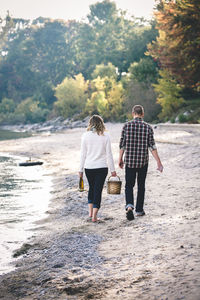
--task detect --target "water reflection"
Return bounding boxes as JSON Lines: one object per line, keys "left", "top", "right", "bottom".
{"left": 0, "top": 155, "right": 52, "bottom": 274}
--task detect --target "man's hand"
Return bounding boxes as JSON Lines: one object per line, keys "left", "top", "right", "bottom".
{"left": 119, "top": 159, "right": 124, "bottom": 169}
{"left": 111, "top": 171, "right": 117, "bottom": 177}
{"left": 119, "top": 149, "right": 124, "bottom": 169}
{"left": 151, "top": 149, "right": 163, "bottom": 173}
{"left": 79, "top": 172, "right": 83, "bottom": 177}
{"left": 157, "top": 163, "right": 163, "bottom": 172}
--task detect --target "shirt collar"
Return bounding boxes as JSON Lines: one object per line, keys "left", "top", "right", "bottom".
{"left": 134, "top": 117, "right": 143, "bottom": 121}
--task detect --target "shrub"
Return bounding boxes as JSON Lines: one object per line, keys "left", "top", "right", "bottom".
{"left": 54, "top": 74, "right": 88, "bottom": 118}
{"left": 15, "top": 98, "right": 49, "bottom": 123}
{"left": 0, "top": 98, "right": 16, "bottom": 114}
{"left": 178, "top": 113, "right": 188, "bottom": 123}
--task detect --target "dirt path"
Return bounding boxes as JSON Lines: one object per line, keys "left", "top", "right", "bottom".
{"left": 0, "top": 123, "right": 199, "bottom": 300}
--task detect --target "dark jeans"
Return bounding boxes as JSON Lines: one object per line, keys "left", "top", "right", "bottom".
{"left": 125, "top": 164, "right": 148, "bottom": 212}
{"left": 85, "top": 168, "right": 108, "bottom": 209}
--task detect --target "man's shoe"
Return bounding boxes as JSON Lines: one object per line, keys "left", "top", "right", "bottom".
{"left": 135, "top": 211, "right": 145, "bottom": 217}
{"left": 126, "top": 209, "right": 134, "bottom": 221}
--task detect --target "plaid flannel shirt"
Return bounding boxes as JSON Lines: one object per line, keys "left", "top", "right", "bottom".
{"left": 119, "top": 118, "right": 157, "bottom": 168}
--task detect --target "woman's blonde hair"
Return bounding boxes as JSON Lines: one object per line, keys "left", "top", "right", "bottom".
{"left": 87, "top": 115, "right": 106, "bottom": 135}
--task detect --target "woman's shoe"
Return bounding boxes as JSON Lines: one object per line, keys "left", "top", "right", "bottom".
{"left": 135, "top": 211, "right": 145, "bottom": 217}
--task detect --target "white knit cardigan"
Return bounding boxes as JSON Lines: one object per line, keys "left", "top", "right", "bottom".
{"left": 79, "top": 131, "right": 115, "bottom": 172}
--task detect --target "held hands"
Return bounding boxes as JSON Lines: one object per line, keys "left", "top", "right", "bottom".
{"left": 79, "top": 172, "right": 83, "bottom": 178}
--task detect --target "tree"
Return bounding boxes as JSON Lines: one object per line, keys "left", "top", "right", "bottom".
{"left": 28, "top": 19, "right": 78, "bottom": 85}
{"left": 15, "top": 98, "right": 49, "bottom": 123}
{"left": 54, "top": 74, "right": 88, "bottom": 118}
{"left": 0, "top": 12, "right": 14, "bottom": 53}
{"left": 128, "top": 57, "right": 158, "bottom": 84}
{"left": 124, "top": 79, "right": 161, "bottom": 122}
{"left": 76, "top": 0, "right": 122, "bottom": 78}
{"left": 88, "top": 0, "right": 117, "bottom": 25}
{"left": 78, "top": 0, "right": 158, "bottom": 77}
{"left": 0, "top": 18, "right": 81, "bottom": 102}
{"left": 148, "top": 0, "right": 200, "bottom": 89}
{"left": 122, "top": 56, "right": 160, "bottom": 122}
{"left": 0, "top": 98, "right": 15, "bottom": 113}
{"left": 124, "top": 21, "right": 158, "bottom": 72}
{"left": 86, "top": 76, "right": 125, "bottom": 121}
{"left": 0, "top": 4, "right": 161, "bottom": 124}
{"left": 153, "top": 70, "right": 184, "bottom": 118}
{"left": 91, "top": 62, "right": 118, "bottom": 80}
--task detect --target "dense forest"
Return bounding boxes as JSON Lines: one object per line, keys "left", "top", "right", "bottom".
{"left": 0, "top": 0, "right": 199, "bottom": 125}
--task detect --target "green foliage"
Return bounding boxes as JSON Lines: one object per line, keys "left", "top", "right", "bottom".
{"left": 15, "top": 98, "right": 49, "bottom": 123}
{"left": 178, "top": 113, "right": 188, "bottom": 123}
{"left": 0, "top": 12, "right": 14, "bottom": 53}
{"left": 88, "top": 0, "right": 117, "bottom": 24}
{"left": 54, "top": 74, "right": 88, "bottom": 118}
{"left": 124, "top": 77, "right": 161, "bottom": 122}
{"left": 86, "top": 91, "right": 107, "bottom": 116}
{"left": 178, "top": 98, "right": 200, "bottom": 123}
{"left": 123, "top": 57, "right": 161, "bottom": 122}
{"left": 86, "top": 76, "right": 125, "bottom": 121}
{"left": 0, "top": 3, "right": 160, "bottom": 124}
{"left": 32, "top": 83, "right": 57, "bottom": 109}
{"left": 124, "top": 22, "right": 158, "bottom": 72}
{"left": 0, "top": 98, "right": 16, "bottom": 113}
{"left": 153, "top": 70, "right": 185, "bottom": 118}
{"left": 0, "top": 18, "right": 79, "bottom": 102}
{"left": 147, "top": 0, "right": 200, "bottom": 122}
{"left": 76, "top": 1, "right": 158, "bottom": 78}
{"left": 91, "top": 63, "right": 117, "bottom": 80}
{"left": 128, "top": 57, "right": 158, "bottom": 83}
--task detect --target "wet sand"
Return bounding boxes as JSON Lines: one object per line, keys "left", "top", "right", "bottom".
{"left": 0, "top": 123, "right": 199, "bottom": 300}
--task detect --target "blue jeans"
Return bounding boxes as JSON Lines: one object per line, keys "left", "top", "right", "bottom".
{"left": 85, "top": 168, "right": 108, "bottom": 209}
{"left": 125, "top": 164, "right": 148, "bottom": 212}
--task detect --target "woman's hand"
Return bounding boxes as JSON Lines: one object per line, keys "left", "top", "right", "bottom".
{"left": 111, "top": 171, "right": 117, "bottom": 177}
{"left": 79, "top": 172, "right": 83, "bottom": 178}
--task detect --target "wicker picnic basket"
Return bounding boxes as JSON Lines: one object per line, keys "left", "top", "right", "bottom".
{"left": 107, "top": 176, "right": 122, "bottom": 195}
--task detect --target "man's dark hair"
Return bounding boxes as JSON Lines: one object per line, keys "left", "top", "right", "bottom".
{"left": 132, "top": 105, "right": 144, "bottom": 115}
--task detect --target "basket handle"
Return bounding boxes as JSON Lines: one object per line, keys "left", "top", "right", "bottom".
{"left": 108, "top": 175, "right": 121, "bottom": 181}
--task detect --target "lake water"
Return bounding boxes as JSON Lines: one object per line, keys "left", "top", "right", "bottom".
{"left": 0, "top": 154, "right": 52, "bottom": 275}
{"left": 0, "top": 129, "right": 31, "bottom": 141}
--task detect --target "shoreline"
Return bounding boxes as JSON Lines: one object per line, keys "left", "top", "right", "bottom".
{"left": 0, "top": 152, "right": 53, "bottom": 276}
{"left": 0, "top": 123, "right": 200, "bottom": 299}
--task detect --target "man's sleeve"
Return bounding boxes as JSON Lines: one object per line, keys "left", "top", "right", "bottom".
{"left": 148, "top": 126, "right": 157, "bottom": 151}
{"left": 119, "top": 124, "right": 126, "bottom": 149}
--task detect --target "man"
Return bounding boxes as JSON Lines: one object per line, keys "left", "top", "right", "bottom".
{"left": 119, "top": 105, "right": 163, "bottom": 221}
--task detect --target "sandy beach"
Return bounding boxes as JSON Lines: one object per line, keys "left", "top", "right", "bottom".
{"left": 0, "top": 123, "right": 200, "bottom": 300}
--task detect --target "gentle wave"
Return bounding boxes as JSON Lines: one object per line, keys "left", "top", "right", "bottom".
{"left": 0, "top": 154, "right": 52, "bottom": 275}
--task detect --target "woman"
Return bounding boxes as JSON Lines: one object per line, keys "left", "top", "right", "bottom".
{"left": 79, "top": 115, "right": 116, "bottom": 222}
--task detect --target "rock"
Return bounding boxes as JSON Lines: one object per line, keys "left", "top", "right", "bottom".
{"left": 13, "top": 243, "right": 33, "bottom": 258}
{"left": 71, "top": 120, "right": 84, "bottom": 128}
{"left": 37, "top": 125, "right": 54, "bottom": 132}
{"left": 50, "top": 117, "right": 64, "bottom": 124}
{"left": 63, "top": 118, "right": 72, "bottom": 125}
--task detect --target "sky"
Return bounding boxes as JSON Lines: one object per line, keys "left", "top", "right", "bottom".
{"left": 0, "top": 0, "right": 156, "bottom": 21}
